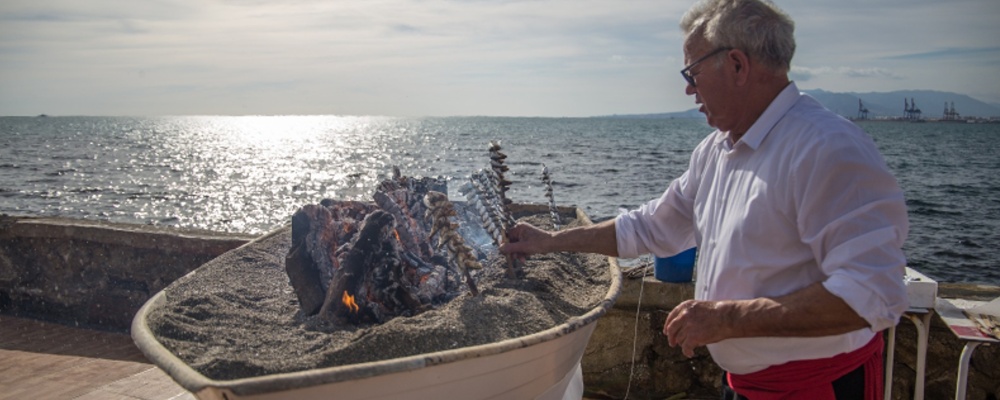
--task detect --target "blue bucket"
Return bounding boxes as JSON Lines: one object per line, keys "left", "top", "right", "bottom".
{"left": 654, "top": 247, "right": 697, "bottom": 283}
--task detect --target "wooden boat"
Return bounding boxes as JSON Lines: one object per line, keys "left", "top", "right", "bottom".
{"left": 131, "top": 204, "right": 622, "bottom": 400}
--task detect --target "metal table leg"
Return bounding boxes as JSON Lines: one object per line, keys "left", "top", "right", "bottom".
{"left": 905, "top": 312, "right": 933, "bottom": 400}
{"left": 955, "top": 342, "right": 982, "bottom": 400}
{"left": 884, "top": 325, "right": 897, "bottom": 400}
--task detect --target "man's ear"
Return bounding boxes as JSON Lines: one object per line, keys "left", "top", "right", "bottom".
{"left": 730, "top": 49, "right": 750, "bottom": 86}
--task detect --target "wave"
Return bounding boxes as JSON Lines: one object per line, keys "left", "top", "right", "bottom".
{"left": 44, "top": 168, "right": 78, "bottom": 177}
{"left": 906, "top": 199, "right": 941, "bottom": 208}
{"left": 68, "top": 187, "right": 106, "bottom": 194}
{"left": 909, "top": 207, "right": 963, "bottom": 217}
{"left": 932, "top": 249, "right": 982, "bottom": 261}
{"left": 957, "top": 239, "right": 983, "bottom": 248}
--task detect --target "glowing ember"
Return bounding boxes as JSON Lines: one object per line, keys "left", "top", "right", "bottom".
{"left": 342, "top": 291, "right": 359, "bottom": 313}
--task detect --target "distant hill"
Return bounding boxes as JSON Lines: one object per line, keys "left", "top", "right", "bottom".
{"left": 602, "top": 89, "right": 1000, "bottom": 120}
{"left": 805, "top": 89, "right": 1000, "bottom": 119}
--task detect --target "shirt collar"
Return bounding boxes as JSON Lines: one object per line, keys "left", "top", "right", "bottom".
{"left": 714, "top": 81, "right": 801, "bottom": 150}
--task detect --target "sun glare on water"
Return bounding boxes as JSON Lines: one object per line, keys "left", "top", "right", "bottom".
{"left": 141, "top": 115, "right": 392, "bottom": 234}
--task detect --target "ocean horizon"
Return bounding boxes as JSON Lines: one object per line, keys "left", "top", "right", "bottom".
{"left": 1, "top": 115, "right": 997, "bottom": 285}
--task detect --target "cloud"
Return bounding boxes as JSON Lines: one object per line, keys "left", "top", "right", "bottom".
{"left": 884, "top": 46, "right": 1000, "bottom": 61}
{"left": 791, "top": 66, "right": 903, "bottom": 82}
{"left": 1, "top": 0, "right": 998, "bottom": 116}
{"left": 1, "top": 0, "right": 694, "bottom": 116}
{"left": 609, "top": 55, "right": 629, "bottom": 63}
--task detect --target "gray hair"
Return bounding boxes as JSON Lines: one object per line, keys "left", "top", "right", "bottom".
{"left": 680, "top": 0, "right": 795, "bottom": 73}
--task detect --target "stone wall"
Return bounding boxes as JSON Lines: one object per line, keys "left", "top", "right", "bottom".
{"left": 0, "top": 216, "right": 254, "bottom": 331}
{"left": 582, "top": 275, "right": 1000, "bottom": 400}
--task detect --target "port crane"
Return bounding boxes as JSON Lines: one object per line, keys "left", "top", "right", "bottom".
{"left": 857, "top": 99, "right": 870, "bottom": 120}
{"left": 943, "top": 102, "right": 961, "bottom": 121}
{"left": 904, "top": 98, "right": 922, "bottom": 120}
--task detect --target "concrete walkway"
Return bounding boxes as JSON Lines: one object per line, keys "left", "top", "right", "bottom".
{"left": 0, "top": 315, "right": 193, "bottom": 400}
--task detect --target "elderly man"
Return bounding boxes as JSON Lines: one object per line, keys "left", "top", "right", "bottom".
{"left": 501, "top": 0, "right": 909, "bottom": 399}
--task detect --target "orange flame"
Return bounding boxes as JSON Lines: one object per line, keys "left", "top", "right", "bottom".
{"left": 341, "top": 290, "right": 359, "bottom": 313}
{"left": 392, "top": 229, "right": 401, "bottom": 242}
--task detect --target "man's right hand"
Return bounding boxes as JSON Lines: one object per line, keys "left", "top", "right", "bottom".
{"left": 500, "top": 217, "right": 619, "bottom": 260}
{"left": 499, "top": 222, "right": 553, "bottom": 261}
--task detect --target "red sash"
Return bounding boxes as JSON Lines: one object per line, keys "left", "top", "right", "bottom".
{"left": 727, "top": 332, "right": 883, "bottom": 400}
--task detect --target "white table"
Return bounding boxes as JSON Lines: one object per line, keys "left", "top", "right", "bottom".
{"left": 934, "top": 298, "right": 998, "bottom": 400}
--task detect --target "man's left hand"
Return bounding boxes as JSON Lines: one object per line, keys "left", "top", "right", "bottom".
{"left": 663, "top": 299, "right": 735, "bottom": 358}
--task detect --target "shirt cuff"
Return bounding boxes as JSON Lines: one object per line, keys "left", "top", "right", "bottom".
{"left": 823, "top": 272, "right": 907, "bottom": 332}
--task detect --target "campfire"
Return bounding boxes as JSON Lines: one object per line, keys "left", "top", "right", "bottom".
{"left": 284, "top": 142, "right": 556, "bottom": 326}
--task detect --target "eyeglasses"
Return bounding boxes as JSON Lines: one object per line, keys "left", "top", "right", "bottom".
{"left": 680, "top": 47, "right": 732, "bottom": 87}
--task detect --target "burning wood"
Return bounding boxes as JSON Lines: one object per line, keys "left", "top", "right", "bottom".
{"left": 285, "top": 203, "right": 371, "bottom": 315}
{"left": 316, "top": 209, "right": 425, "bottom": 324}
{"left": 285, "top": 174, "right": 489, "bottom": 325}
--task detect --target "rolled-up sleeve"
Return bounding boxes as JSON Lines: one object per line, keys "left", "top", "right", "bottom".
{"left": 616, "top": 169, "right": 698, "bottom": 259}
{"left": 796, "top": 133, "right": 910, "bottom": 331}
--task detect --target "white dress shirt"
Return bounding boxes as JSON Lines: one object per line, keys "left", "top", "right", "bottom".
{"left": 615, "top": 82, "right": 909, "bottom": 374}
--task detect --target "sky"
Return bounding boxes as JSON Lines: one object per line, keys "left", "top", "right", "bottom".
{"left": 1, "top": 0, "right": 998, "bottom": 117}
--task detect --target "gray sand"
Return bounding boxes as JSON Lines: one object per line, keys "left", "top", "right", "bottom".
{"left": 147, "top": 212, "right": 612, "bottom": 381}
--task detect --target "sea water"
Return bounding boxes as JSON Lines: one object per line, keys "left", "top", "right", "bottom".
{"left": 1, "top": 116, "right": 997, "bottom": 284}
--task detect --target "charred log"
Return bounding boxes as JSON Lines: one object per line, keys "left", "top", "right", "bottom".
{"left": 317, "top": 210, "right": 431, "bottom": 324}
{"left": 286, "top": 204, "right": 337, "bottom": 316}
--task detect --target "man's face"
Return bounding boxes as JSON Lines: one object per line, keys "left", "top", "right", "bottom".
{"left": 682, "top": 39, "right": 734, "bottom": 131}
